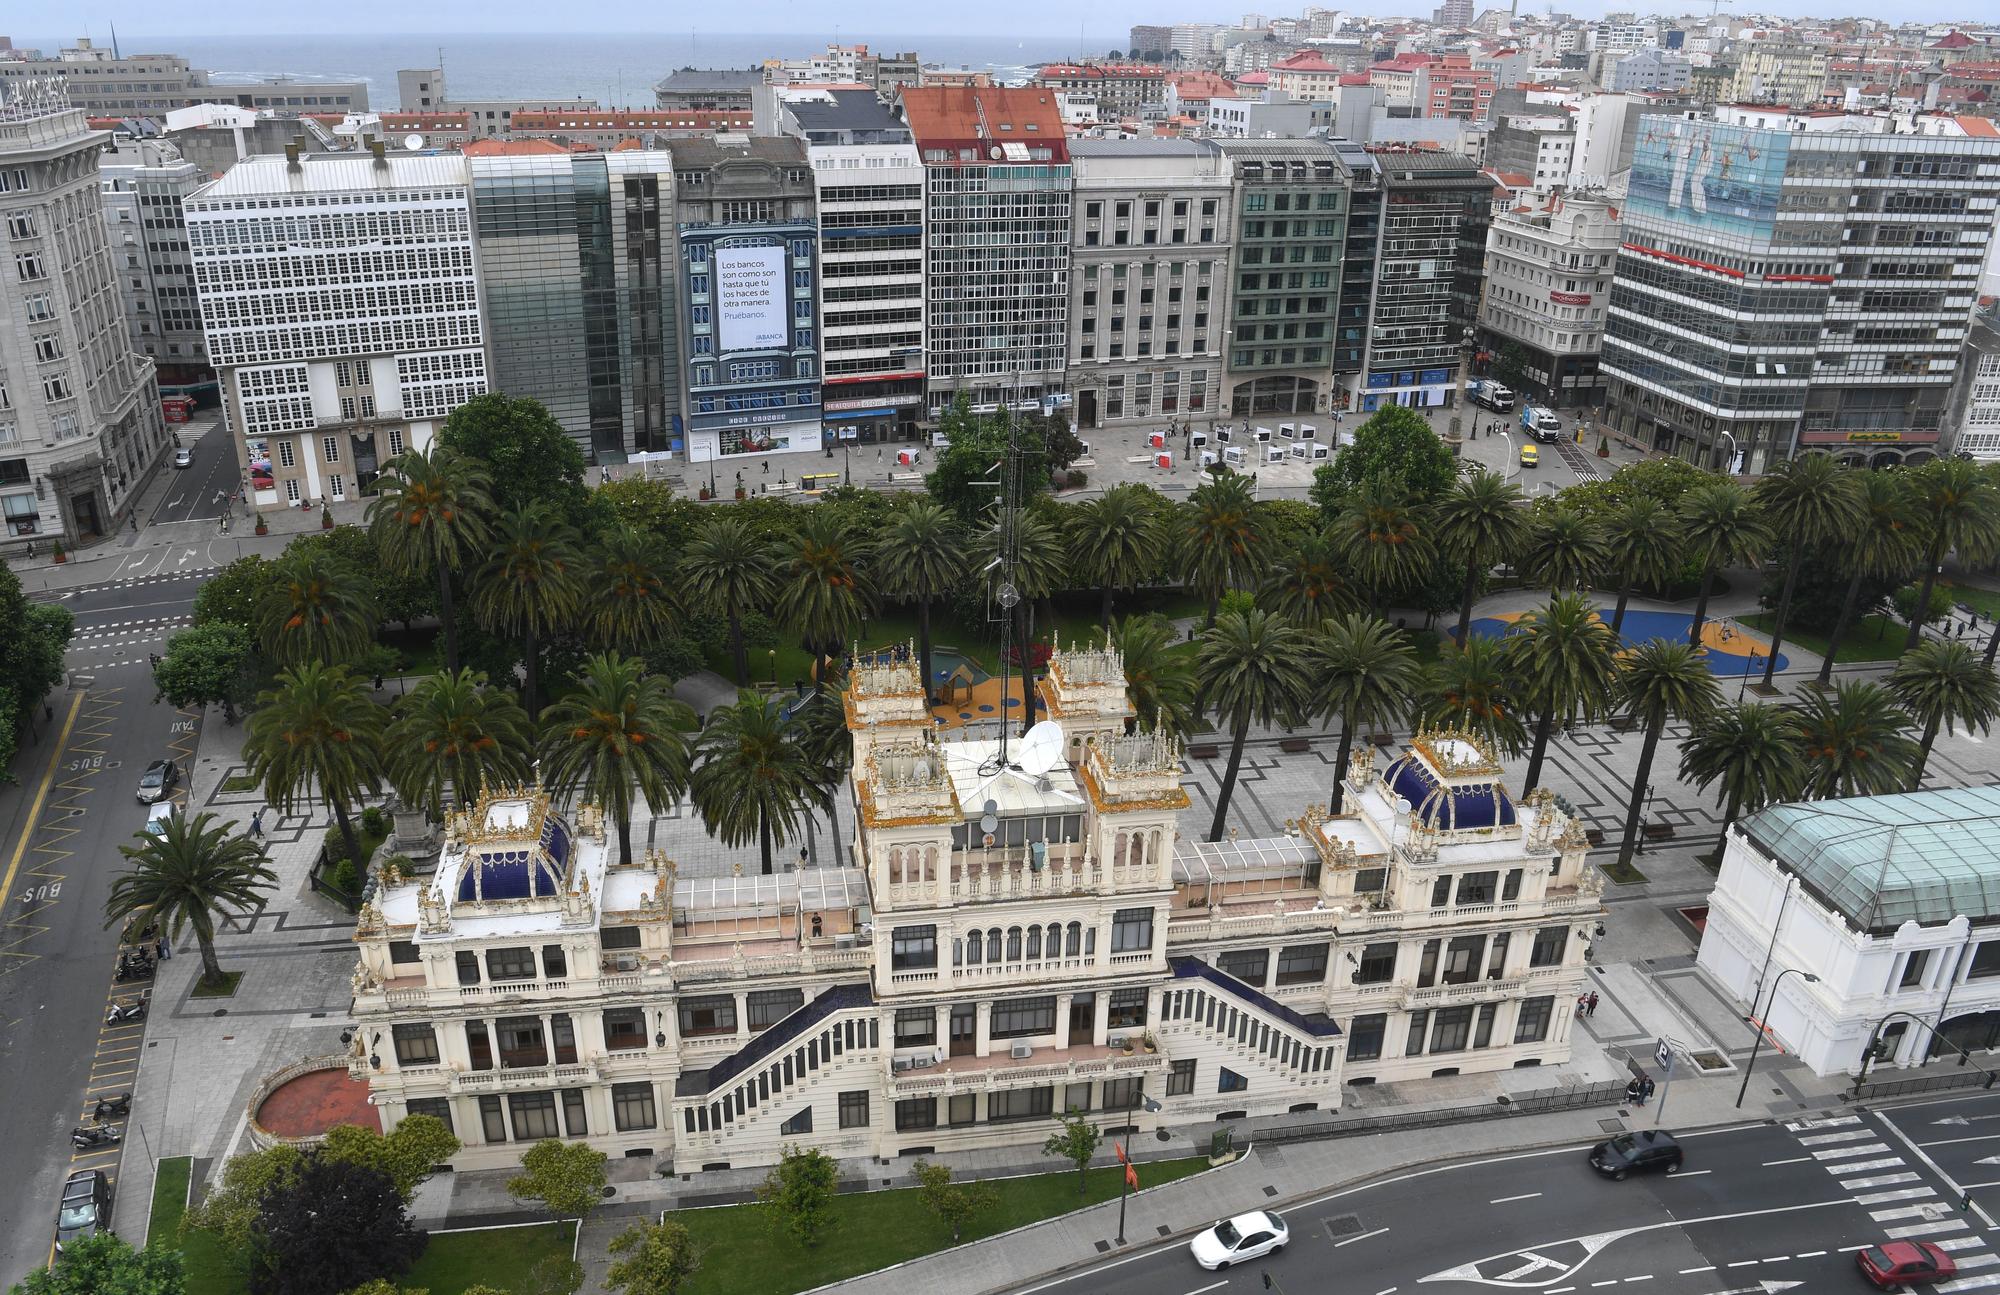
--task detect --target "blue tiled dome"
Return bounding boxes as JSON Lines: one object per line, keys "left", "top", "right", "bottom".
{"left": 1383, "top": 751, "right": 1517, "bottom": 832}
{"left": 456, "top": 847, "right": 566, "bottom": 902}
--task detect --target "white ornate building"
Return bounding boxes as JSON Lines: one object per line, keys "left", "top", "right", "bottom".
{"left": 345, "top": 646, "right": 1604, "bottom": 1171}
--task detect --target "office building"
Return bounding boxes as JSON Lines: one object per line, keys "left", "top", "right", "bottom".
{"left": 1486, "top": 113, "right": 1576, "bottom": 191}
{"left": 469, "top": 152, "right": 679, "bottom": 463}
{"left": 1216, "top": 138, "right": 1349, "bottom": 418}
{"left": 1066, "top": 139, "right": 1232, "bottom": 431}
{"left": 1601, "top": 114, "right": 2000, "bottom": 470}
{"left": 97, "top": 137, "right": 211, "bottom": 395}
{"left": 1130, "top": 26, "right": 1176, "bottom": 59}
{"left": 0, "top": 82, "right": 167, "bottom": 552}
{"left": 671, "top": 137, "right": 822, "bottom": 462}
{"left": 1476, "top": 194, "right": 1619, "bottom": 407}
{"left": 1206, "top": 94, "right": 1334, "bottom": 139}
{"left": 1948, "top": 305, "right": 2000, "bottom": 462}
{"left": 655, "top": 69, "right": 762, "bottom": 113}
{"left": 185, "top": 145, "right": 486, "bottom": 511}
{"left": 1608, "top": 49, "right": 1692, "bottom": 94}
{"left": 393, "top": 67, "right": 597, "bottom": 140}
{"left": 1727, "top": 45, "right": 1830, "bottom": 107}
{"left": 1031, "top": 66, "right": 1169, "bottom": 122}
{"left": 207, "top": 78, "right": 369, "bottom": 114}
{"left": 1435, "top": 0, "right": 1476, "bottom": 26}
{"left": 0, "top": 38, "right": 209, "bottom": 116}
{"left": 901, "top": 86, "right": 1071, "bottom": 416}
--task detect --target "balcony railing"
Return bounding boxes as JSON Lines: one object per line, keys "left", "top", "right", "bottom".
{"left": 887, "top": 1049, "right": 1166, "bottom": 1098}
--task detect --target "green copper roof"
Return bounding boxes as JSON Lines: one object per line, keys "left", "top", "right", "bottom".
{"left": 1740, "top": 786, "right": 2000, "bottom": 935}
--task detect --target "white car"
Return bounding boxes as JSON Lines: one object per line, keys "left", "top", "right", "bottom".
{"left": 1190, "top": 1209, "right": 1289, "bottom": 1270}
{"left": 141, "top": 802, "right": 177, "bottom": 837}
{"left": 173, "top": 446, "right": 194, "bottom": 468}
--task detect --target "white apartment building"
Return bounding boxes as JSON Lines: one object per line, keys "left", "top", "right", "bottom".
{"left": 344, "top": 645, "right": 1606, "bottom": 1172}
{"left": 1589, "top": 22, "right": 1657, "bottom": 55}
{"left": 98, "top": 137, "right": 210, "bottom": 391}
{"left": 1476, "top": 194, "right": 1619, "bottom": 407}
{"left": 0, "top": 82, "right": 167, "bottom": 553}
{"left": 1950, "top": 308, "right": 2000, "bottom": 461}
{"left": 1608, "top": 49, "right": 1692, "bottom": 94}
{"left": 185, "top": 146, "right": 486, "bottom": 511}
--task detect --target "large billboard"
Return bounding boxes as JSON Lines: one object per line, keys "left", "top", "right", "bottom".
{"left": 1627, "top": 119, "right": 1790, "bottom": 244}
{"left": 715, "top": 246, "right": 789, "bottom": 353}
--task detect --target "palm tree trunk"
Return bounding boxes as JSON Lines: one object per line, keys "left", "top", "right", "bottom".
{"left": 1524, "top": 708, "right": 1555, "bottom": 792}
{"left": 1687, "top": 565, "right": 1717, "bottom": 648}
{"left": 917, "top": 595, "right": 935, "bottom": 703}
{"left": 1715, "top": 787, "right": 1741, "bottom": 857}
{"left": 728, "top": 607, "right": 749, "bottom": 687}
{"left": 1986, "top": 622, "right": 2000, "bottom": 668}
{"left": 523, "top": 625, "right": 541, "bottom": 719}
{"left": 1330, "top": 719, "right": 1355, "bottom": 815}
{"left": 1615, "top": 722, "right": 1665, "bottom": 871}
{"left": 1911, "top": 718, "right": 1941, "bottom": 791}
{"left": 195, "top": 929, "right": 226, "bottom": 989}
{"left": 1204, "top": 590, "right": 1220, "bottom": 629}
{"left": 1760, "top": 556, "right": 1801, "bottom": 690}
{"left": 1101, "top": 581, "right": 1115, "bottom": 632}
{"left": 437, "top": 564, "right": 459, "bottom": 675}
{"left": 1453, "top": 563, "right": 1480, "bottom": 648}
{"left": 1904, "top": 540, "right": 1945, "bottom": 651}
{"left": 615, "top": 816, "right": 634, "bottom": 869}
{"left": 1208, "top": 714, "right": 1251, "bottom": 842}
{"left": 329, "top": 796, "right": 364, "bottom": 878}
{"left": 1819, "top": 570, "right": 1865, "bottom": 687}
{"left": 1611, "top": 577, "right": 1634, "bottom": 638}
{"left": 759, "top": 811, "right": 774, "bottom": 876}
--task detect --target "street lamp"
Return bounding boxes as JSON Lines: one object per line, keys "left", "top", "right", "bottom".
{"left": 1716, "top": 430, "right": 1738, "bottom": 476}
{"left": 1500, "top": 430, "right": 1517, "bottom": 481}
{"left": 1115, "top": 1086, "right": 1166, "bottom": 1245}
{"left": 1736, "top": 968, "right": 1818, "bottom": 1107}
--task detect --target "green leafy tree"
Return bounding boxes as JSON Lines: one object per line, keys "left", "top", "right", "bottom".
{"left": 1178, "top": 472, "right": 1267, "bottom": 628}
{"left": 1491, "top": 341, "right": 1531, "bottom": 392}
{"left": 507, "top": 1139, "right": 609, "bottom": 1223}
{"left": 679, "top": 511, "right": 787, "bottom": 687}
{"left": 1522, "top": 504, "right": 1608, "bottom": 595}
{"left": 538, "top": 653, "right": 694, "bottom": 867}
{"left": 384, "top": 669, "right": 533, "bottom": 817}
{"left": 924, "top": 398, "right": 1078, "bottom": 522}
{"left": 873, "top": 500, "right": 968, "bottom": 699}
{"left": 1312, "top": 405, "right": 1459, "bottom": 516}
{"left": 255, "top": 547, "right": 376, "bottom": 667}
{"left": 1889, "top": 640, "right": 2000, "bottom": 790}
{"left": 1600, "top": 496, "right": 1683, "bottom": 637}
{"left": 1068, "top": 484, "right": 1160, "bottom": 628}
{"left": 154, "top": 623, "right": 260, "bottom": 722}
{"left": 604, "top": 1219, "right": 703, "bottom": 1295}
{"left": 1336, "top": 477, "right": 1435, "bottom": 613}
{"left": 1678, "top": 702, "right": 1805, "bottom": 854}
{"left": 1789, "top": 680, "right": 1919, "bottom": 800}
{"left": 1314, "top": 614, "right": 1419, "bottom": 814}
{"left": 1901, "top": 459, "right": 2000, "bottom": 652}
{"left": 589, "top": 526, "right": 677, "bottom": 654}
{"left": 320, "top": 1114, "right": 461, "bottom": 1203}
{"left": 775, "top": 509, "right": 877, "bottom": 663}
{"left": 1504, "top": 593, "right": 1621, "bottom": 792}
{"left": 1751, "top": 453, "right": 1860, "bottom": 691}
{"left": 756, "top": 1146, "right": 839, "bottom": 1249}
{"left": 0, "top": 567, "right": 74, "bottom": 775}
{"left": 592, "top": 476, "right": 694, "bottom": 542}
{"left": 910, "top": 1159, "right": 998, "bottom": 1242}
{"left": 1113, "top": 613, "right": 1198, "bottom": 735}
{"left": 1043, "top": 1108, "right": 1103, "bottom": 1199}
{"left": 107, "top": 809, "right": 274, "bottom": 990}
{"left": 1258, "top": 528, "right": 1360, "bottom": 626}
{"left": 690, "top": 691, "right": 818, "bottom": 875}
{"left": 366, "top": 444, "right": 494, "bottom": 674}
{"left": 474, "top": 503, "right": 587, "bottom": 717}
{"left": 248, "top": 1156, "right": 426, "bottom": 1295}
{"left": 1198, "top": 609, "right": 1312, "bottom": 841}
{"left": 521, "top": 1255, "right": 586, "bottom": 1295}
{"left": 1418, "top": 635, "right": 1529, "bottom": 756}
{"left": 183, "top": 1145, "right": 304, "bottom": 1257}
{"left": 436, "top": 392, "right": 589, "bottom": 526}
{"left": 191, "top": 555, "right": 278, "bottom": 629}
{"left": 245, "top": 661, "right": 385, "bottom": 870}
{"left": 1430, "top": 470, "right": 1530, "bottom": 645}
{"left": 1817, "top": 470, "right": 1922, "bottom": 686}
{"left": 1676, "top": 481, "right": 1771, "bottom": 648}
{"left": 1612, "top": 640, "right": 1721, "bottom": 870}
{"left": 1892, "top": 582, "right": 1953, "bottom": 631}
{"left": 289, "top": 527, "right": 436, "bottom": 633}
{"left": 11, "top": 1230, "right": 183, "bottom": 1294}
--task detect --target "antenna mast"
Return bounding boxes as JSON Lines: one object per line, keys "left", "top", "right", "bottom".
{"left": 977, "top": 411, "right": 1023, "bottom": 774}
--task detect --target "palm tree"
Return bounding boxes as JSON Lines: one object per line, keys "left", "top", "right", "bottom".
{"left": 1113, "top": 613, "right": 1198, "bottom": 735}
{"left": 975, "top": 505, "right": 1068, "bottom": 732}
{"left": 1419, "top": 635, "right": 1529, "bottom": 757}
{"left": 1068, "top": 484, "right": 1160, "bottom": 629}
{"left": 1178, "top": 472, "right": 1266, "bottom": 627}
{"left": 1612, "top": 640, "right": 1720, "bottom": 870}
{"left": 1504, "top": 592, "right": 1621, "bottom": 792}
{"left": 1522, "top": 505, "right": 1609, "bottom": 595}
{"left": 1315, "top": 614, "right": 1420, "bottom": 814}
{"left": 873, "top": 500, "right": 967, "bottom": 702}
{"left": 384, "top": 668, "right": 535, "bottom": 819}
{"left": 690, "top": 691, "right": 819, "bottom": 875}
{"left": 537, "top": 653, "right": 695, "bottom": 868}
{"left": 775, "top": 510, "right": 877, "bottom": 667}
{"left": 1679, "top": 702, "right": 1805, "bottom": 854}
{"left": 244, "top": 661, "right": 386, "bottom": 871}
{"left": 366, "top": 444, "right": 493, "bottom": 674}
{"left": 792, "top": 663, "right": 854, "bottom": 844}
{"left": 1430, "top": 470, "right": 1530, "bottom": 646}
{"left": 1258, "top": 529, "right": 1359, "bottom": 626}
{"left": 1889, "top": 640, "right": 2000, "bottom": 789}
{"left": 1197, "top": 609, "right": 1312, "bottom": 842}
{"left": 1677, "top": 481, "right": 1771, "bottom": 648}
{"left": 1902, "top": 459, "right": 2000, "bottom": 651}
{"left": 1336, "top": 477, "right": 1434, "bottom": 614}
{"left": 474, "top": 503, "right": 586, "bottom": 717}
{"left": 1788, "top": 680, "right": 1918, "bottom": 800}
{"left": 254, "top": 547, "right": 375, "bottom": 667}
{"left": 679, "top": 511, "right": 786, "bottom": 688}
{"left": 1752, "top": 454, "right": 1860, "bottom": 692}
{"left": 1817, "top": 470, "right": 1921, "bottom": 687}
{"left": 108, "top": 811, "right": 276, "bottom": 990}
{"left": 1602, "top": 496, "right": 1683, "bottom": 637}
{"left": 589, "top": 525, "right": 677, "bottom": 653}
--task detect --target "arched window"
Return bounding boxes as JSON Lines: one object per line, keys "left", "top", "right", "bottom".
{"left": 1046, "top": 923, "right": 1064, "bottom": 958}
{"left": 987, "top": 929, "right": 1003, "bottom": 963}
{"left": 952, "top": 937, "right": 964, "bottom": 966}
{"left": 1113, "top": 833, "right": 1129, "bottom": 867}
{"left": 1130, "top": 833, "right": 1145, "bottom": 868}
{"left": 923, "top": 845, "right": 939, "bottom": 880}
{"left": 964, "top": 935, "right": 980, "bottom": 965}
{"left": 1066, "top": 922, "right": 1082, "bottom": 956}
{"left": 1006, "top": 927, "right": 1024, "bottom": 961}
{"left": 1026, "top": 926, "right": 1042, "bottom": 958}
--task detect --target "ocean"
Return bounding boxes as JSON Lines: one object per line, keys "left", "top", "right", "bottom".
{"left": 16, "top": 31, "right": 1097, "bottom": 110}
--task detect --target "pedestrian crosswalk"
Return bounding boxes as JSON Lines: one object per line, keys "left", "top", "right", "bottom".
{"left": 1788, "top": 1114, "right": 2000, "bottom": 1291}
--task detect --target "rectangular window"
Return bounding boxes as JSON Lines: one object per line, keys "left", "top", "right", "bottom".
{"left": 1354, "top": 942, "right": 1397, "bottom": 985}
{"left": 894, "top": 1097, "right": 937, "bottom": 1131}
{"left": 839, "top": 1090, "right": 869, "bottom": 1128}
{"left": 392, "top": 1024, "right": 439, "bottom": 1066}
{"left": 1217, "top": 1067, "right": 1247, "bottom": 1093}
{"left": 1064, "top": 1081, "right": 1091, "bottom": 1114}
{"left": 987, "top": 1086, "right": 1054, "bottom": 1122}
{"left": 1218, "top": 948, "right": 1268, "bottom": 985}
{"left": 989, "top": 995, "right": 1057, "bottom": 1039}
{"left": 562, "top": 1089, "right": 588, "bottom": 1137}
{"left": 390, "top": 941, "right": 421, "bottom": 965}
{"left": 1102, "top": 1077, "right": 1141, "bottom": 1111}
{"left": 1529, "top": 926, "right": 1568, "bottom": 968}
{"left": 895, "top": 1007, "right": 937, "bottom": 1046}
{"left": 486, "top": 947, "right": 535, "bottom": 982}
{"left": 892, "top": 924, "right": 937, "bottom": 970}
{"left": 1347, "top": 1013, "right": 1387, "bottom": 1062}
{"left": 678, "top": 995, "right": 737, "bottom": 1037}
{"left": 479, "top": 1095, "right": 506, "bottom": 1143}
{"left": 1430, "top": 1006, "right": 1475, "bottom": 1054}
{"left": 1515, "top": 996, "right": 1554, "bottom": 1044}
{"left": 277, "top": 439, "right": 296, "bottom": 468}
{"left": 1442, "top": 936, "right": 1485, "bottom": 985}
{"left": 1971, "top": 942, "right": 2000, "bottom": 980}
{"left": 603, "top": 1007, "right": 646, "bottom": 1051}
{"left": 1106, "top": 988, "right": 1148, "bottom": 1030}
{"left": 405, "top": 1097, "right": 452, "bottom": 1133}
{"left": 1430, "top": 876, "right": 1452, "bottom": 908}
{"left": 601, "top": 926, "right": 642, "bottom": 950}
{"left": 1167, "top": 1059, "right": 1195, "bottom": 1096}
{"left": 321, "top": 435, "right": 341, "bottom": 464}
{"left": 1474, "top": 1002, "right": 1499, "bottom": 1049}
{"left": 1407, "top": 1009, "right": 1431, "bottom": 1055}
{"left": 1901, "top": 950, "right": 1930, "bottom": 988}
{"left": 1276, "top": 943, "right": 1329, "bottom": 986}
{"left": 496, "top": 1016, "right": 547, "bottom": 1069}
{"left": 1502, "top": 868, "right": 1524, "bottom": 902}
{"left": 1111, "top": 908, "right": 1154, "bottom": 954}
{"left": 542, "top": 945, "right": 567, "bottom": 980}
{"left": 1486, "top": 932, "right": 1511, "bottom": 980}
{"left": 1456, "top": 872, "right": 1497, "bottom": 906}
{"left": 508, "top": 1092, "right": 560, "bottom": 1141}
{"left": 455, "top": 951, "right": 480, "bottom": 985}
{"left": 947, "top": 1093, "right": 977, "bottom": 1127}
{"left": 551, "top": 1014, "right": 576, "bottom": 1064}
{"left": 1416, "top": 939, "right": 1441, "bottom": 988}
{"left": 747, "top": 989, "right": 805, "bottom": 1031}
{"left": 614, "top": 1082, "right": 657, "bottom": 1131}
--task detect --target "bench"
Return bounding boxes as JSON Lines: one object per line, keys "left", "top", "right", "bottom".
{"left": 1278, "top": 737, "right": 1313, "bottom": 754}
{"left": 888, "top": 471, "right": 924, "bottom": 485}
{"left": 1368, "top": 732, "right": 1396, "bottom": 748}
{"left": 1642, "top": 822, "right": 1675, "bottom": 842}
{"left": 1609, "top": 714, "right": 1640, "bottom": 733}
{"left": 1188, "top": 744, "right": 1222, "bottom": 760}
{"left": 1584, "top": 828, "right": 1606, "bottom": 848}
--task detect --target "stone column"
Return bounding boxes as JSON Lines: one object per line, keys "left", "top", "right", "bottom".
{"left": 734, "top": 991, "right": 750, "bottom": 1042}
{"left": 1053, "top": 993, "right": 1074, "bottom": 1052}
{"left": 934, "top": 1003, "right": 951, "bottom": 1055}
{"left": 975, "top": 1000, "right": 993, "bottom": 1057}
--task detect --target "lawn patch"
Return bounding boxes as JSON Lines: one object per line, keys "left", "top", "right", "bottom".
{"left": 148, "top": 1156, "right": 234, "bottom": 1295}
{"left": 220, "top": 774, "right": 259, "bottom": 793}
{"left": 148, "top": 1156, "right": 191, "bottom": 1246}
{"left": 673, "top": 1158, "right": 1208, "bottom": 1295}
{"left": 1600, "top": 859, "right": 1649, "bottom": 885}
{"left": 1739, "top": 612, "right": 1905, "bottom": 664}
{"left": 190, "top": 970, "right": 244, "bottom": 998}
{"left": 401, "top": 1221, "right": 578, "bottom": 1293}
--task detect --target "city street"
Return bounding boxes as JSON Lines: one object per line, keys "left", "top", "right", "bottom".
{"left": 146, "top": 418, "right": 237, "bottom": 527}
{"left": 1009, "top": 1092, "right": 2000, "bottom": 1295}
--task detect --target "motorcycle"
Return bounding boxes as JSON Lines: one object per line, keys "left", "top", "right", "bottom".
{"left": 70, "top": 1126, "right": 121, "bottom": 1148}
{"left": 114, "top": 959, "right": 153, "bottom": 983}
{"left": 93, "top": 1093, "right": 132, "bottom": 1122}
{"left": 106, "top": 995, "right": 148, "bottom": 1025}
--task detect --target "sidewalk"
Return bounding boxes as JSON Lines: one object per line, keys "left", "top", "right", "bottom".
{"left": 9, "top": 497, "right": 371, "bottom": 597}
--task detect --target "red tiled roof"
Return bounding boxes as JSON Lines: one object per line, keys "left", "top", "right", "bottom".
{"left": 1272, "top": 51, "right": 1342, "bottom": 73}
{"left": 900, "top": 85, "right": 1070, "bottom": 163}
{"left": 461, "top": 138, "right": 571, "bottom": 156}
{"left": 1956, "top": 114, "right": 2000, "bottom": 136}
{"left": 509, "top": 110, "right": 750, "bottom": 130}
{"left": 1931, "top": 31, "right": 1974, "bottom": 49}
{"left": 1236, "top": 71, "right": 1271, "bottom": 86}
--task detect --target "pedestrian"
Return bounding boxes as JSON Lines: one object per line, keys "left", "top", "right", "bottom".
{"left": 249, "top": 809, "right": 263, "bottom": 839}
{"left": 156, "top": 936, "right": 170, "bottom": 961}
{"left": 1624, "top": 1077, "right": 1641, "bottom": 1105}
{"left": 1587, "top": 991, "right": 1600, "bottom": 1016}
{"left": 1577, "top": 994, "right": 1589, "bottom": 1016}
{"left": 1640, "top": 1075, "right": 1655, "bottom": 1102}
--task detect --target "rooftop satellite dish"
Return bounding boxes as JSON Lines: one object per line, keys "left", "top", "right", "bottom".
{"left": 1018, "top": 720, "right": 1064, "bottom": 777}
{"left": 979, "top": 799, "right": 1000, "bottom": 836}
{"left": 403, "top": 133, "right": 424, "bottom": 151}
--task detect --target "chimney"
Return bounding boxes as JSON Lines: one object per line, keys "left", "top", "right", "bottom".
{"left": 285, "top": 142, "right": 301, "bottom": 170}
{"left": 370, "top": 139, "right": 388, "bottom": 168}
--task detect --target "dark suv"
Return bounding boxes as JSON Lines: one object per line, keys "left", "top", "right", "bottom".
{"left": 1589, "top": 1130, "right": 1683, "bottom": 1180}
{"left": 56, "top": 1169, "right": 112, "bottom": 1252}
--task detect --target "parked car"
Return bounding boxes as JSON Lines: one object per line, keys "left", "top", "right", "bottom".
{"left": 173, "top": 446, "right": 194, "bottom": 469}
{"left": 1190, "top": 1210, "right": 1289, "bottom": 1269}
{"left": 1857, "top": 1240, "right": 1958, "bottom": 1289}
{"left": 55, "top": 1169, "right": 112, "bottom": 1252}
{"left": 135, "top": 758, "right": 178, "bottom": 804}
{"left": 1589, "top": 1130, "right": 1683, "bottom": 1180}
{"left": 141, "top": 802, "right": 177, "bottom": 837}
